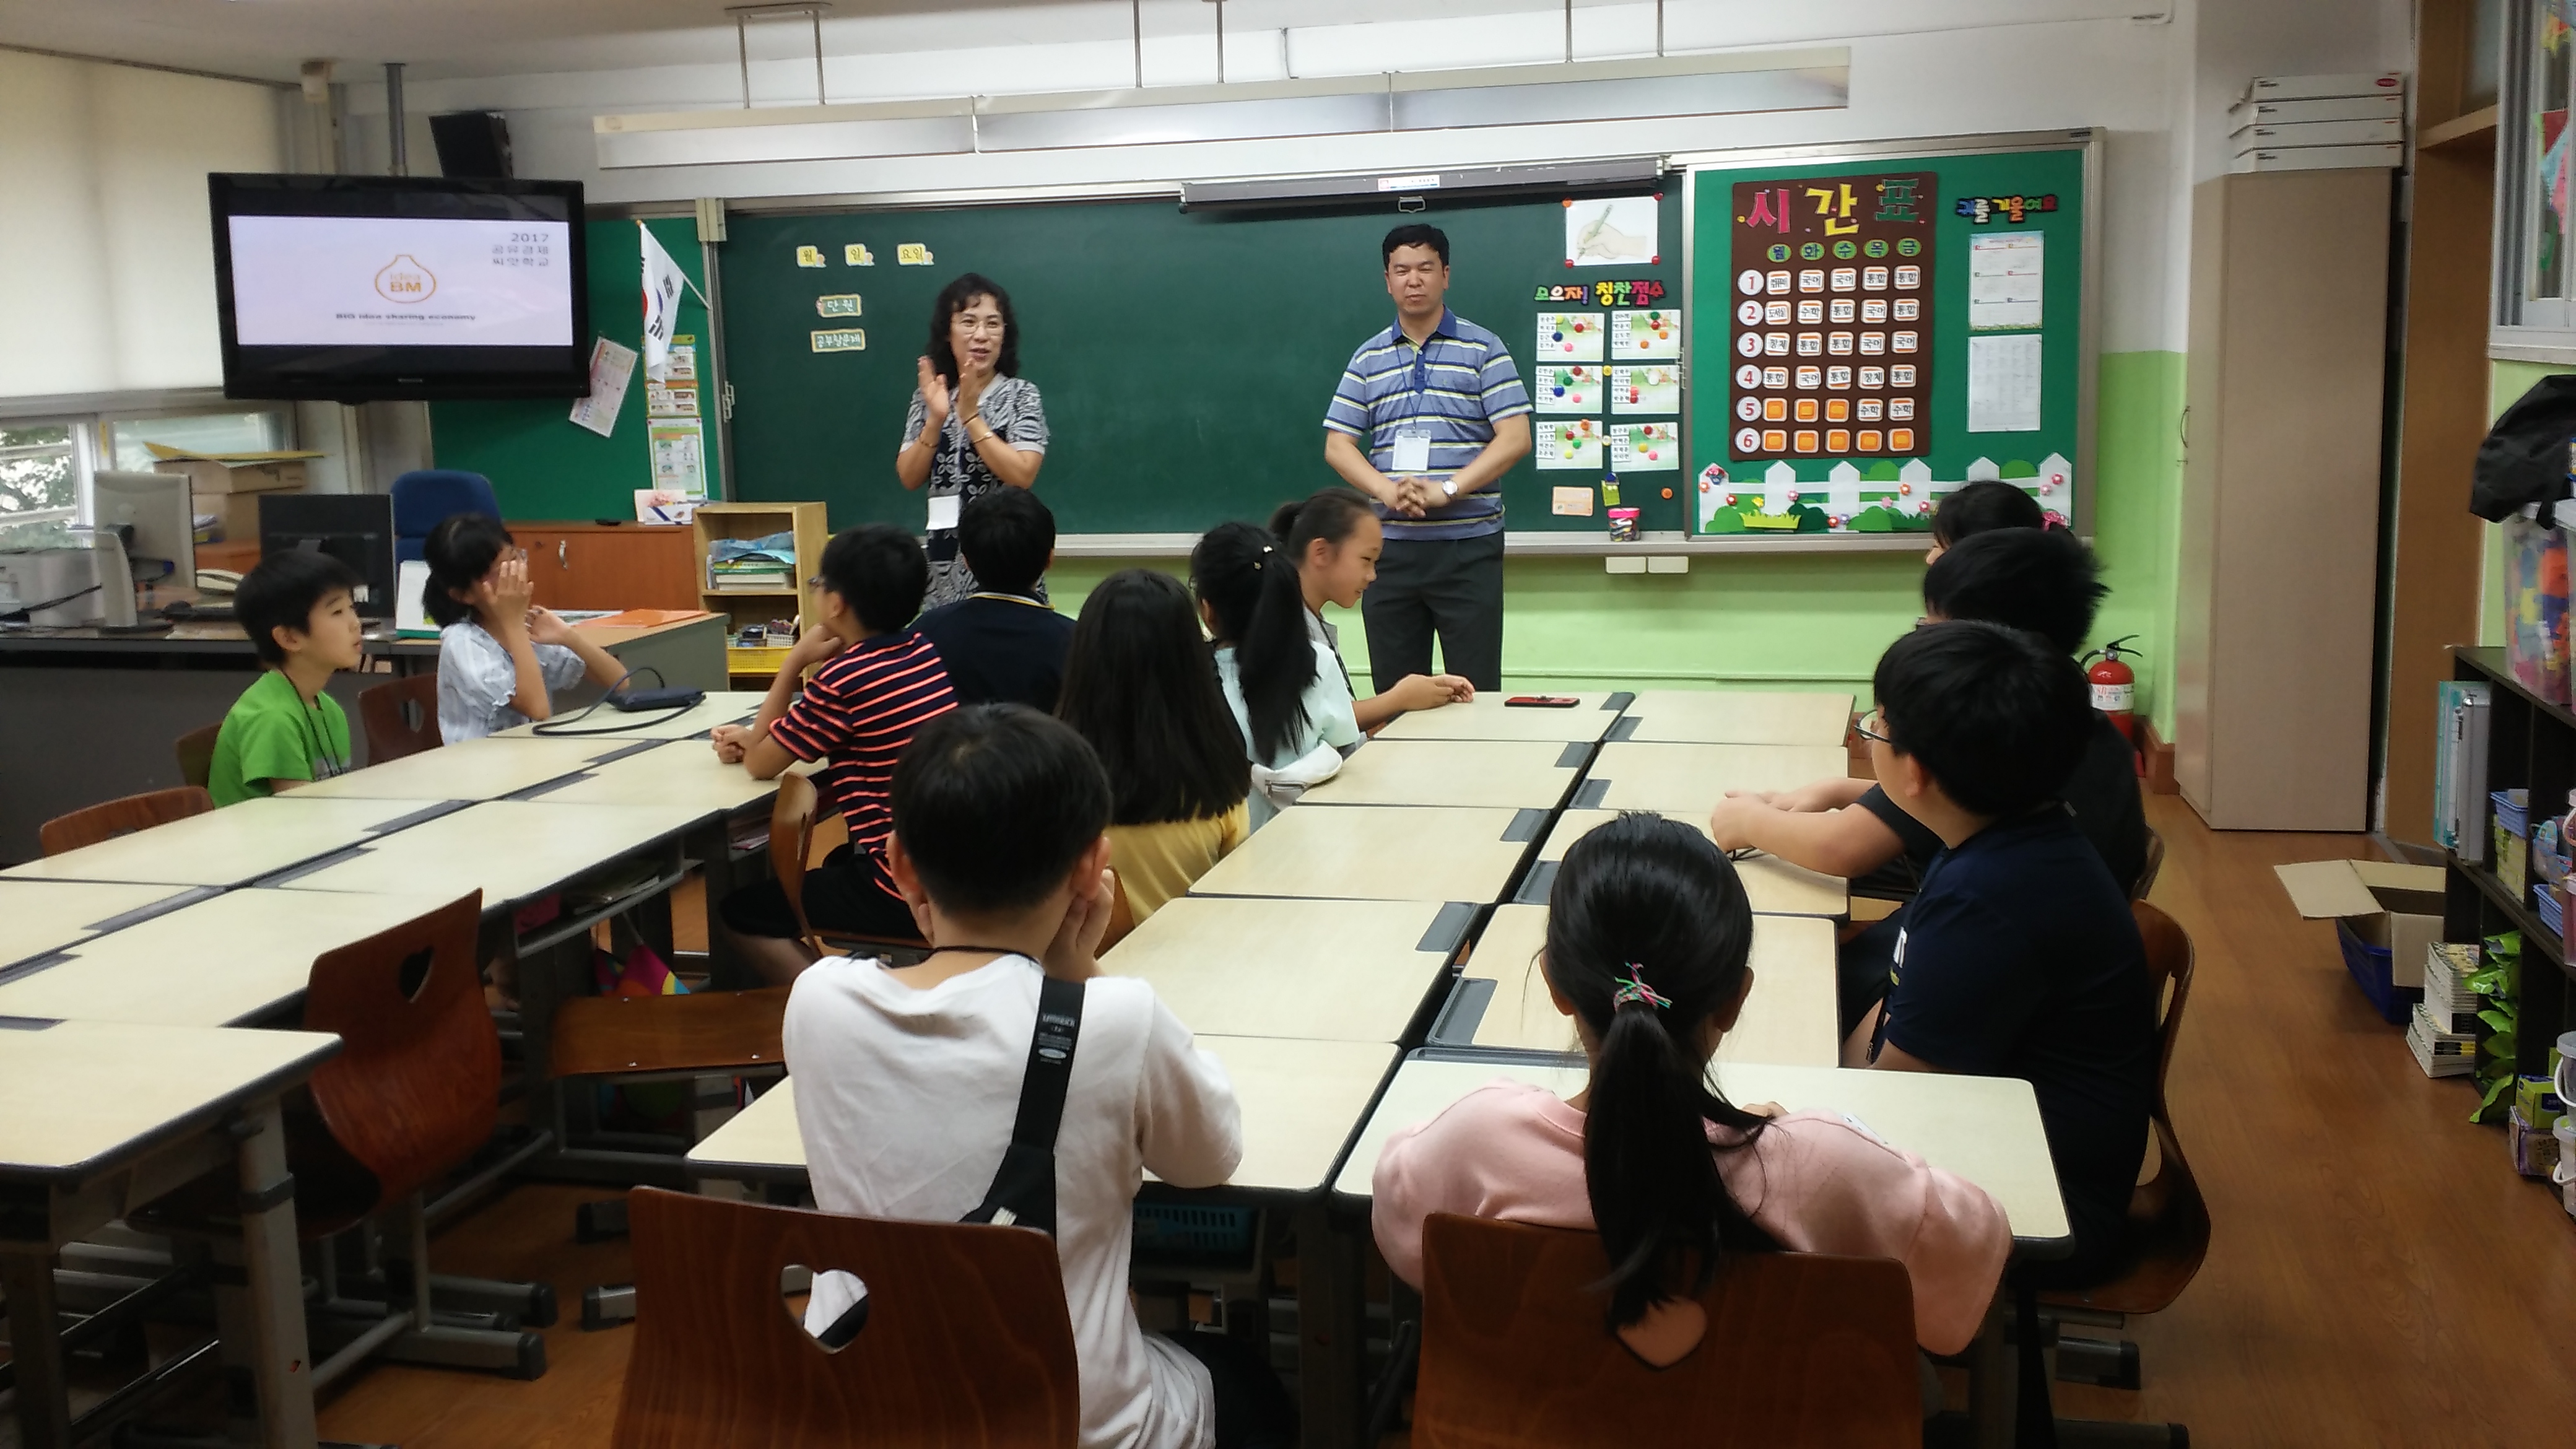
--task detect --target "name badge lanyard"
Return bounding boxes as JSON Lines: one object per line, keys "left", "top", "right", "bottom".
{"left": 1390, "top": 339, "right": 1434, "bottom": 474}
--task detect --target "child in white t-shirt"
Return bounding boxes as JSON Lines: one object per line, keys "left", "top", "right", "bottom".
{"left": 784, "top": 704, "right": 1287, "bottom": 1449}
{"left": 422, "top": 514, "right": 624, "bottom": 742}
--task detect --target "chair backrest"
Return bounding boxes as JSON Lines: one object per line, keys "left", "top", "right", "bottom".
{"left": 175, "top": 723, "right": 222, "bottom": 791}
{"left": 768, "top": 770, "right": 828, "bottom": 954}
{"left": 612, "top": 1186, "right": 1081, "bottom": 1449}
{"left": 1413, "top": 1214, "right": 1921, "bottom": 1449}
{"left": 2131, "top": 825, "right": 2166, "bottom": 902}
{"left": 357, "top": 674, "right": 443, "bottom": 764}
{"left": 40, "top": 786, "right": 214, "bottom": 856}
{"left": 547, "top": 986, "right": 791, "bottom": 1081}
{"left": 2131, "top": 899, "right": 2195, "bottom": 1124}
{"left": 391, "top": 469, "right": 501, "bottom": 565}
{"left": 301, "top": 892, "right": 499, "bottom": 1219}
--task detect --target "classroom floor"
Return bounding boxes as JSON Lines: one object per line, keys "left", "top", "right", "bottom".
{"left": 15, "top": 798, "right": 2575, "bottom": 1447}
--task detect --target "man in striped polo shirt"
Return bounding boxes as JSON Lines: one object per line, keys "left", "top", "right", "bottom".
{"left": 1323, "top": 223, "right": 1533, "bottom": 693}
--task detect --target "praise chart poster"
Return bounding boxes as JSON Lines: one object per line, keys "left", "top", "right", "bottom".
{"left": 1725, "top": 173, "right": 1936, "bottom": 463}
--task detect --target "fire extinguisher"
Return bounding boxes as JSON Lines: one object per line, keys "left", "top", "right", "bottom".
{"left": 2082, "top": 635, "right": 2140, "bottom": 742}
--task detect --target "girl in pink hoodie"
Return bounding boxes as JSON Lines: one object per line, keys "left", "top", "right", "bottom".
{"left": 1372, "top": 811, "right": 2012, "bottom": 1359}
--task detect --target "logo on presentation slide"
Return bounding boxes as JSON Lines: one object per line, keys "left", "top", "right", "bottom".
{"left": 374, "top": 255, "right": 437, "bottom": 304}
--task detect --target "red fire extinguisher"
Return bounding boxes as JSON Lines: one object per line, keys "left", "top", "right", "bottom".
{"left": 2083, "top": 635, "right": 2140, "bottom": 742}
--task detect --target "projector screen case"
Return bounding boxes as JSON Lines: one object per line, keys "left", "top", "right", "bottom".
{"left": 209, "top": 173, "right": 590, "bottom": 402}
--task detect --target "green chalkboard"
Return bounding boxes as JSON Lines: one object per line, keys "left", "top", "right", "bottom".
{"left": 429, "top": 216, "right": 721, "bottom": 520}
{"left": 720, "top": 191, "right": 1683, "bottom": 535}
{"left": 1685, "top": 142, "right": 2089, "bottom": 537}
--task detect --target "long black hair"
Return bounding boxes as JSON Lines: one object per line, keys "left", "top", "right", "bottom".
{"left": 924, "top": 272, "right": 1020, "bottom": 383}
{"left": 1191, "top": 521, "right": 1315, "bottom": 764}
{"left": 1544, "top": 812, "right": 1777, "bottom": 1330}
{"left": 1929, "top": 480, "right": 2044, "bottom": 547}
{"left": 1056, "top": 570, "right": 1251, "bottom": 826}
{"left": 422, "top": 513, "right": 513, "bottom": 629}
{"left": 1268, "top": 487, "right": 1377, "bottom": 561}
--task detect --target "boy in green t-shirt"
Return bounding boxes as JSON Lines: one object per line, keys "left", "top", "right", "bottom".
{"left": 209, "top": 550, "right": 367, "bottom": 806}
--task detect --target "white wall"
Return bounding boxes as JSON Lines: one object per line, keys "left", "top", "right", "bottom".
{"left": 0, "top": 51, "right": 284, "bottom": 398}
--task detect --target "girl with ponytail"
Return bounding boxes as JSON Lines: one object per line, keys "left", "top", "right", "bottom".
{"left": 1268, "top": 489, "right": 1473, "bottom": 728}
{"left": 1191, "top": 521, "right": 1362, "bottom": 824}
{"left": 1372, "top": 812, "right": 2009, "bottom": 1360}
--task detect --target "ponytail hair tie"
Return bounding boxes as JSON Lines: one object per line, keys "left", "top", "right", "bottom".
{"left": 1610, "top": 969, "right": 1672, "bottom": 1011}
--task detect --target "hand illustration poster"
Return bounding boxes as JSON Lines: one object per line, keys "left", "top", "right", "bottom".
{"left": 1565, "top": 196, "right": 1658, "bottom": 266}
{"left": 1726, "top": 172, "right": 1936, "bottom": 460}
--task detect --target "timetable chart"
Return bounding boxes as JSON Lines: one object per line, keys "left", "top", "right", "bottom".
{"left": 1726, "top": 172, "right": 1937, "bottom": 460}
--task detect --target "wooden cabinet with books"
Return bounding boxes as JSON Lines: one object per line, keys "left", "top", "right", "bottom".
{"left": 693, "top": 502, "right": 830, "bottom": 685}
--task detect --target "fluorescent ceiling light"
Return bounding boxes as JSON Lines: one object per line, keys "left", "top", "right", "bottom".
{"left": 593, "top": 48, "right": 1847, "bottom": 171}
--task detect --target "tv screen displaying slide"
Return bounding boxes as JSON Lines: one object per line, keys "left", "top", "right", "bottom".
{"left": 211, "top": 174, "right": 588, "bottom": 401}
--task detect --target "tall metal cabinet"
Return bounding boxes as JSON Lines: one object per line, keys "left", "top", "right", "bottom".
{"left": 2174, "top": 168, "right": 2392, "bottom": 831}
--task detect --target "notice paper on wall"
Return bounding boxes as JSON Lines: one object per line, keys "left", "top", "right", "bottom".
{"left": 569, "top": 336, "right": 638, "bottom": 437}
{"left": 1566, "top": 196, "right": 1659, "bottom": 267}
{"left": 1537, "top": 419, "right": 1605, "bottom": 469}
{"left": 1968, "top": 232, "right": 2044, "bottom": 330}
{"left": 1967, "top": 334, "right": 2043, "bottom": 432}
{"left": 648, "top": 417, "right": 708, "bottom": 498}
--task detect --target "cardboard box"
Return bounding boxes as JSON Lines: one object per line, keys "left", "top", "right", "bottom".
{"left": 192, "top": 492, "right": 272, "bottom": 543}
{"left": 2229, "top": 95, "right": 2405, "bottom": 127}
{"left": 153, "top": 456, "right": 312, "bottom": 497}
{"left": 2230, "top": 143, "right": 2406, "bottom": 173}
{"left": 2242, "top": 72, "right": 2406, "bottom": 104}
{"left": 2230, "top": 117, "right": 2404, "bottom": 152}
{"left": 2278, "top": 859, "right": 2447, "bottom": 1020}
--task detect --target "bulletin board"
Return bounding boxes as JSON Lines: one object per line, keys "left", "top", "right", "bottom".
{"left": 1682, "top": 132, "right": 2096, "bottom": 537}
{"left": 715, "top": 188, "right": 1686, "bottom": 535}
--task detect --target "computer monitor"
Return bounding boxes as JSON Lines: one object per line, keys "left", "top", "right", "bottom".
{"left": 91, "top": 470, "right": 195, "bottom": 587}
{"left": 259, "top": 493, "right": 397, "bottom": 619}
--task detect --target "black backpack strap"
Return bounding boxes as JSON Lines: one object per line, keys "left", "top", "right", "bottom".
{"left": 960, "top": 972, "right": 1085, "bottom": 1237}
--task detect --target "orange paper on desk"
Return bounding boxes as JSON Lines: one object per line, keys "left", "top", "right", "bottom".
{"left": 575, "top": 609, "right": 713, "bottom": 629}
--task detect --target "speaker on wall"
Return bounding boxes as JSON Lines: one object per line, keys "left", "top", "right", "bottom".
{"left": 429, "top": 111, "right": 513, "bottom": 178}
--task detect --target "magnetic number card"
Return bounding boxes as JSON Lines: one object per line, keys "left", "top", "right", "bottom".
{"left": 811, "top": 328, "right": 867, "bottom": 353}
{"left": 1728, "top": 171, "right": 1936, "bottom": 461}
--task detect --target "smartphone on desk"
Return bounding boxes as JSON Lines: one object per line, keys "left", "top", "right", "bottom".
{"left": 1505, "top": 695, "right": 1580, "bottom": 708}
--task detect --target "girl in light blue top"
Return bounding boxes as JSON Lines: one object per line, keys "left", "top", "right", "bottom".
{"left": 1192, "top": 521, "right": 1359, "bottom": 825}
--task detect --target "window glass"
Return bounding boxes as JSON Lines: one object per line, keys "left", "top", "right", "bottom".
{"left": 102, "top": 410, "right": 290, "bottom": 472}
{"left": 0, "top": 422, "right": 78, "bottom": 517}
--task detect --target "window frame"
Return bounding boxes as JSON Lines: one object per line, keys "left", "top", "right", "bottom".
{"left": 0, "top": 417, "right": 93, "bottom": 526}
{"left": 2494, "top": 0, "right": 2576, "bottom": 358}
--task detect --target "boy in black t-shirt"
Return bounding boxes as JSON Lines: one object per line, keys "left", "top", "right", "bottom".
{"left": 914, "top": 489, "right": 1074, "bottom": 711}
{"left": 1851, "top": 620, "right": 2156, "bottom": 1284}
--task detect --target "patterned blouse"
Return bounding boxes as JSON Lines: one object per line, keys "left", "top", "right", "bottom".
{"left": 903, "top": 375, "right": 1050, "bottom": 609}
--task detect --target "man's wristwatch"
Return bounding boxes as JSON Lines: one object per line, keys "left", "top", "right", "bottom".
{"left": 1440, "top": 480, "right": 1457, "bottom": 498}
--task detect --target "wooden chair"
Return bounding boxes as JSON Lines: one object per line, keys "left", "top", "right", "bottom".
{"left": 768, "top": 771, "right": 926, "bottom": 957}
{"left": 358, "top": 673, "right": 443, "bottom": 764}
{"left": 611, "top": 1186, "right": 1082, "bottom": 1448}
{"left": 2040, "top": 899, "right": 2206, "bottom": 1417}
{"left": 2131, "top": 825, "right": 2166, "bottom": 902}
{"left": 175, "top": 721, "right": 222, "bottom": 790}
{"left": 38, "top": 786, "right": 212, "bottom": 856}
{"left": 138, "top": 893, "right": 549, "bottom": 1383}
{"left": 1412, "top": 1214, "right": 1921, "bottom": 1448}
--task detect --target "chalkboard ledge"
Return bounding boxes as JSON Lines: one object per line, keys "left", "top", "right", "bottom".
{"left": 1053, "top": 531, "right": 1933, "bottom": 559}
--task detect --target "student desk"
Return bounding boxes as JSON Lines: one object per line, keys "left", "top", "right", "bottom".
{"left": 1, "top": 796, "right": 450, "bottom": 888}
{"left": 1437, "top": 905, "right": 1839, "bottom": 1067}
{"left": 1333, "top": 1051, "right": 2068, "bottom": 1244}
{"left": 1576, "top": 741, "right": 1850, "bottom": 817}
{"left": 0, "top": 879, "right": 198, "bottom": 967}
{"left": 1519, "top": 809, "right": 1850, "bottom": 918}
{"left": 0, "top": 1018, "right": 339, "bottom": 1449}
{"left": 0, "top": 613, "right": 727, "bottom": 862}
{"left": 1299, "top": 740, "right": 1588, "bottom": 811}
{"left": 0, "top": 889, "right": 456, "bottom": 1027}
{"left": 275, "top": 798, "right": 703, "bottom": 913}
{"left": 288, "top": 735, "right": 635, "bottom": 803}
{"left": 1609, "top": 689, "right": 1855, "bottom": 747}
{"left": 489, "top": 690, "right": 768, "bottom": 742}
{"left": 1101, "top": 897, "right": 1473, "bottom": 1043}
{"left": 1188, "top": 805, "right": 1538, "bottom": 904}
{"left": 1371, "top": 692, "right": 1629, "bottom": 744}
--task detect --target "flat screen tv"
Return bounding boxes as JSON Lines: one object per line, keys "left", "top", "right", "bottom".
{"left": 209, "top": 173, "right": 588, "bottom": 401}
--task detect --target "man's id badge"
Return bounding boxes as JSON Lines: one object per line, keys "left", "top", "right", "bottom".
{"left": 1390, "top": 432, "right": 1432, "bottom": 474}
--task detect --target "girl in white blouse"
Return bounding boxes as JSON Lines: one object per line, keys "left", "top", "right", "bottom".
{"left": 422, "top": 514, "right": 624, "bottom": 742}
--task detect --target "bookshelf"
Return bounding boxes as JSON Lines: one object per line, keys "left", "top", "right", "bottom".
{"left": 2443, "top": 645, "right": 2574, "bottom": 1081}
{"left": 692, "top": 502, "right": 829, "bottom": 685}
